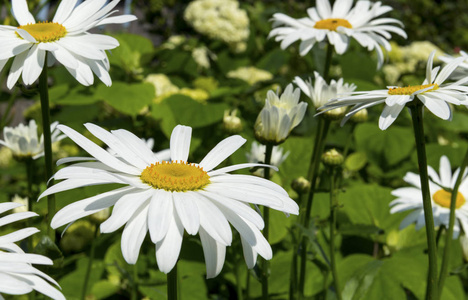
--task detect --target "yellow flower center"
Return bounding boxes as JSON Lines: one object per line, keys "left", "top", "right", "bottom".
{"left": 140, "top": 161, "right": 210, "bottom": 192}
{"left": 388, "top": 84, "right": 439, "bottom": 95}
{"left": 432, "top": 189, "right": 466, "bottom": 209}
{"left": 314, "top": 18, "right": 352, "bottom": 31}
{"left": 17, "top": 22, "right": 67, "bottom": 43}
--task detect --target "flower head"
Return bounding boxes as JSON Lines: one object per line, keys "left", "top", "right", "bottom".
{"left": 40, "top": 124, "right": 298, "bottom": 278}
{"left": 320, "top": 51, "right": 468, "bottom": 130}
{"left": 294, "top": 71, "right": 356, "bottom": 119}
{"left": 254, "top": 84, "right": 308, "bottom": 145}
{"left": 390, "top": 156, "right": 468, "bottom": 238}
{"left": 269, "top": 0, "right": 407, "bottom": 68}
{"left": 0, "top": 0, "right": 137, "bottom": 88}
{"left": 245, "top": 141, "right": 290, "bottom": 177}
{"left": 0, "top": 120, "right": 65, "bottom": 160}
{"left": 0, "top": 203, "right": 64, "bottom": 299}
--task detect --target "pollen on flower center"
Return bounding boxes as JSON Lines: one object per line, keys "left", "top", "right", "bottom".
{"left": 17, "top": 22, "right": 67, "bottom": 43}
{"left": 140, "top": 161, "right": 210, "bottom": 192}
{"left": 314, "top": 18, "right": 352, "bottom": 31}
{"left": 388, "top": 84, "right": 439, "bottom": 95}
{"left": 432, "top": 189, "right": 466, "bottom": 209}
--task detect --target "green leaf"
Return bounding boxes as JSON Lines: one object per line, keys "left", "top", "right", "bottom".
{"left": 340, "top": 50, "right": 377, "bottom": 81}
{"left": 256, "top": 48, "right": 289, "bottom": 73}
{"left": 345, "top": 152, "right": 367, "bottom": 172}
{"left": 49, "top": 85, "right": 99, "bottom": 105}
{"left": 340, "top": 183, "right": 404, "bottom": 236}
{"left": 354, "top": 123, "right": 414, "bottom": 167}
{"left": 91, "top": 280, "right": 120, "bottom": 299}
{"left": 339, "top": 224, "right": 383, "bottom": 236}
{"left": 162, "top": 95, "right": 228, "bottom": 128}
{"left": 59, "top": 257, "right": 105, "bottom": 299}
{"left": 95, "top": 82, "right": 154, "bottom": 116}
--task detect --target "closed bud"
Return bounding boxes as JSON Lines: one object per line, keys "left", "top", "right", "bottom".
{"left": 350, "top": 108, "right": 368, "bottom": 123}
{"left": 323, "top": 107, "right": 346, "bottom": 121}
{"left": 223, "top": 110, "right": 243, "bottom": 134}
{"left": 291, "top": 176, "right": 311, "bottom": 194}
{"left": 322, "top": 148, "right": 344, "bottom": 166}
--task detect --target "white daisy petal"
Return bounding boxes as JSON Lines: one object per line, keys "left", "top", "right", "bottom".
{"left": 173, "top": 192, "right": 200, "bottom": 235}
{"left": 12, "top": 0, "right": 36, "bottom": 25}
{"left": 170, "top": 125, "right": 192, "bottom": 162}
{"left": 240, "top": 236, "right": 257, "bottom": 269}
{"left": 121, "top": 205, "right": 149, "bottom": 264}
{"left": 199, "top": 227, "right": 226, "bottom": 278}
{"left": 148, "top": 190, "right": 174, "bottom": 243}
{"left": 199, "top": 135, "right": 246, "bottom": 171}
{"left": 156, "top": 213, "right": 184, "bottom": 274}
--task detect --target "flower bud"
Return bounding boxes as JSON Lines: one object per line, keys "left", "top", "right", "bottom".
{"left": 223, "top": 110, "right": 243, "bottom": 134}
{"left": 291, "top": 176, "right": 311, "bottom": 194}
{"left": 350, "top": 108, "right": 368, "bottom": 123}
{"left": 322, "top": 148, "right": 344, "bottom": 167}
{"left": 323, "top": 107, "right": 346, "bottom": 121}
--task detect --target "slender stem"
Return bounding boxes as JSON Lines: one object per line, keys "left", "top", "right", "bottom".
{"left": 167, "top": 263, "right": 178, "bottom": 300}
{"left": 329, "top": 169, "right": 341, "bottom": 300}
{"left": 262, "top": 144, "right": 274, "bottom": 300}
{"left": 290, "top": 193, "right": 303, "bottom": 300}
{"left": 81, "top": 226, "right": 99, "bottom": 300}
{"left": 438, "top": 148, "right": 468, "bottom": 298}
{"left": 299, "top": 117, "right": 331, "bottom": 298}
{"left": 235, "top": 260, "right": 244, "bottom": 300}
{"left": 323, "top": 42, "right": 334, "bottom": 82}
{"left": 25, "top": 159, "right": 34, "bottom": 252}
{"left": 38, "top": 56, "right": 55, "bottom": 242}
{"left": 409, "top": 103, "right": 438, "bottom": 300}
{"left": 131, "top": 263, "right": 138, "bottom": 300}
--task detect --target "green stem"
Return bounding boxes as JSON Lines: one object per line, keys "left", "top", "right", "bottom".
{"left": 323, "top": 42, "right": 334, "bottom": 82}
{"left": 81, "top": 227, "right": 99, "bottom": 300}
{"left": 235, "top": 260, "right": 244, "bottom": 300}
{"left": 25, "top": 159, "right": 34, "bottom": 252}
{"left": 329, "top": 169, "right": 341, "bottom": 300}
{"left": 438, "top": 148, "right": 468, "bottom": 299}
{"left": 167, "top": 263, "right": 178, "bottom": 300}
{"left": 409, "top": 103, "right": 438, "bottom": 300}
{"left": 262, "top": 144, "right": 274, "bottom": 300}
{"left": 38, "top": 56, "right": 55, "bottom": 242}
{"left": 131, "top": 263, "right": 139, "bottom": 300}
{"left": 299, "top": 117, "right": 331, "bottom": 298}
{"left": 290, "top": 193, "right": 303, "bottom": 300}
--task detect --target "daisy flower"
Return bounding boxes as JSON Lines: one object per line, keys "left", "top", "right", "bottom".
{"left": 294, "top": 71, "right": 356, "bottom": 118}
{"left": 39, "top": 124, "right": 299, "bottom": 278}
{"left": 269, "top": 0, "right": 407, "bottom": 68}
{"left": 0, "top": 0, "right": 137, "bottom": 88}
{"left": 0, "top": 203, "right": 64, "bottom": 299}
{"left": 390, "top": 156, "right": 468, "bottom": 238}
{"left": 245, "top": 141, "right": 290, "bottom": 177}
{"left": 0, "top": 120, "right": 65, "bottom": 160}
{"left": 319, "top": 51, "right": 468, "bottom": 130}
{"left": 439, "top": 50, "right": 468, "bottom": 80}
{"left": 254, "top": 84, "right": 308, "bottom": 145}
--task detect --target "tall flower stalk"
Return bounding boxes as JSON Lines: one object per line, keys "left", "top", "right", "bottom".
{"left": 38, "top": 57, "right": 56, "bottom": 241}
{"left": 438, "top": 149, "right": 468, "bottom": 298}
{"left": 409, "top": 102, "right": 438, "bottom": 299}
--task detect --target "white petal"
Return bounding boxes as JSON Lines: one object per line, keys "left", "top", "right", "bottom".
{"left": 438, "top": 155, "right": 452, "bottom": 187}
{"left": 111, "top": 129, "right": 157, "bottom": 165}
{"left": 199, "top": 227, "right": 226, "bottom": 278}
{"left": 155, "top": 213, "right": 184, "bottom": 274}
{"left": 0, "top": 211, "right": 37, "bottom": 227}
{"left": 418, "top": 94, "right": 451, "bottom": 120}
{"left": 0, "top": 203, "right": 23, "bottom": 214}
{"left": 12, "top": 0, "right": 36, "bottom": 25}
{"left": 199, "top": 135, "right": 246, "bottom": 171}
{"left": 100, "top": 189, "right": 152, "bottom": 233}
{"left": 173, "top": 192, "right": 200, "bottom": 235}
{"left": 22, "top": 45, "right": 45, "bottom": 85}
{"left": 241, "top": 236, "right": 257, "bottom": 268}
{"left": 170, "top": 125, "right": 192, "bottom": 162}
{"left": 53, "top": 0, "right": 79, "bottom": 24}
{"left": 120, "top": 204, "right": 148, "bottom": 264}
{"left": 7, "top": 50, "right": 28, "bottom": 89}
{"left": 50, "top": 187, "right": 134, "bottom": 229}
{"left": 378, "top": 103, "right": 406, "bottom": 130}
{"left": 0, "top": 228, "right": 39, "bottom": 244}
{"left": 148, "top": 190, "right": 174, "bottom": 243}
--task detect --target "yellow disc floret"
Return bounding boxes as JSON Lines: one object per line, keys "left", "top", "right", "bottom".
{"left": 17, "top": 22, "right": 67, "bottom": 43}
{"left": 141, "top": 161, "right": 210, "bottom": 192}
{"left": 314, "top": 18, "right": 352, "bottom": 31}
{"left": 388, "top": 84, "right": 439, "bottom": 95}
{"left": 432, "top": 189, "right": 466, "bottom": 209}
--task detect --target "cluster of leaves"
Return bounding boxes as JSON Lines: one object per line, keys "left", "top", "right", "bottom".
{"left": 1, "top": 0, "right": 468, "bottom": 299}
